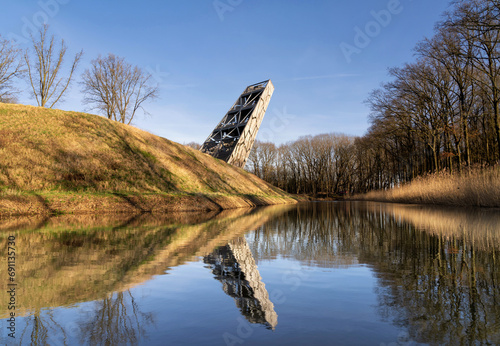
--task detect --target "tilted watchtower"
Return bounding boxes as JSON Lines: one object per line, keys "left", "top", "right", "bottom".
{"left": 200, "top": 80, "right": 274, "bottom": 168}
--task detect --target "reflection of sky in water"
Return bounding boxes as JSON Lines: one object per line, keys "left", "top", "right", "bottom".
{"left": 7, "top": 260, "right": 404, "bottom": 345}
{"left": 1, "top": 202, "right": 499, "bottom": 345}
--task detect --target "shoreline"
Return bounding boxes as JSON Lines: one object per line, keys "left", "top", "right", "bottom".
{"left": 0, "top": 190, "right": 301, "bottom": 217}
{"left": 0, "top": 103, "right": 301, "bottom": 217}
{"left": 346, "top": 197, "right": 500, "bottom": 211}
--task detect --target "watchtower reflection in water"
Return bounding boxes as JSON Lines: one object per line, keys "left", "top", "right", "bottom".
{"left": 204, "top": 237, "right": 278, "bottom": 330}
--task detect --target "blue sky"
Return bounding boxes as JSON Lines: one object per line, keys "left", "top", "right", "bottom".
{"left": 1, "top": 0, "right": 450, "bottom": 144}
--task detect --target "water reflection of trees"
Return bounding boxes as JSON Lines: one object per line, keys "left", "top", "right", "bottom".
{"left": 247, "top": 202, "right": 500, "bottom": 344}
{"left": 19, "top": 309, "right": 66, "bottom": 346}
{"left": 79, "top": 290, "right": 153, "bottom": 346}
{"left": 19, "top": 290, "right": 152, "bottom": 346}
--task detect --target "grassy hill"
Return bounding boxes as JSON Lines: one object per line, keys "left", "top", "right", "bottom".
{"left": 0, "top": 103, "right": 297, "bottom": 216}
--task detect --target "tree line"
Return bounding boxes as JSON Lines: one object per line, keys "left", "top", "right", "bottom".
{"left": 246, "top": 135, "right": 360, "bottom": 196}
{"left": 0, "top": 24, "right": 158, "bottom": 124}
{"left": 248, "top": 0, "right": 500, "bottom": 195}
{"left": 367, "top": 0, "right": 500, "bottom": 174}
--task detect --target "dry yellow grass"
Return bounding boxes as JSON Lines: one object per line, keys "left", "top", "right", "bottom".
{"left": 354, "top": 166, "right": 500, "bottom": 207}
{"left": 0, "top": 103, "right": 298, "bottom": 215}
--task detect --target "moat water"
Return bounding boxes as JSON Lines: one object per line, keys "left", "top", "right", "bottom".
{"left": 1, "top": 202, "right": 499, "bottom": 345}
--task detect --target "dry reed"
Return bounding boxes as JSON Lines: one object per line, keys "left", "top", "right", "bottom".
{"left": 355, "top": 166, "right": 500, "bottom": 207}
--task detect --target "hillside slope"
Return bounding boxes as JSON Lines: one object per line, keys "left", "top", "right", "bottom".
{"left": 0, "top": 103, "right": 297, "bottom": 216}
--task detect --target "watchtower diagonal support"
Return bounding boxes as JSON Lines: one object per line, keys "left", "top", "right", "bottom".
{"left": 200, "top": 80, "right": 274, "bottom": 168}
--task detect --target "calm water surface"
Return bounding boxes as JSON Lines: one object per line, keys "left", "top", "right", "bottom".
{"left": 1, "top": 202, "right": 499, "bottom": 345}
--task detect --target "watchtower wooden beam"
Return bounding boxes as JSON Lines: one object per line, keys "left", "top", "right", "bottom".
{"left": 200, "top": 80, "right": 274, "bottom": 168}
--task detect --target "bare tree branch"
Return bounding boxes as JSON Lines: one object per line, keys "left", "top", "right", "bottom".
{"left": 24, "top": 24, "right": 83, "bottom": 108}
{"left": 81, "top": 53, "right": 159, "bottom": 124}
{"left": 0, "top": 35, "right": 24, "bottom": 102}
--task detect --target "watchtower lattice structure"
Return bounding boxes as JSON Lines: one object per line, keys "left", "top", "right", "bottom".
{"left": 200, "top": 80, "right": 274, "bottom": 168}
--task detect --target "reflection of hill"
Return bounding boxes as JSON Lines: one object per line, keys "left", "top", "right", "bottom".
{"left": 248, "top": 202, "right": 500, "bottom": 344}
{"left": 2, "top": 201, "right": 498, "bottom": 344}
{"left": 0, "top": 205, "right": 294, "bottom": 318}
{"left": 205, "top": 237, "right": 278, "bottom": 329}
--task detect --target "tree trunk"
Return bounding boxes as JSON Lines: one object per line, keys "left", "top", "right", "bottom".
{"left": 460, "top": 92, "right": 471, "bottom": 173}
{"left": 494, "top": 99, "right": 500, "bottom": 162}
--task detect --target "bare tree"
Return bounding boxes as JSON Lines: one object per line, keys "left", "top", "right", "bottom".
{"left": 416, "top": 28, "right": 476, "bottom": 171}
{"left": 444, "top": 0, "right": 500, "bottom": 160}
{"left": 81, "top": 53, "right": 159, "bottom": 124}
{"left": 184, "top": 142, "right": 201, "bottom": 150}
{"left": 24, "top": 25, "right": 82, "bottom": 108}
{"left": 0, "top": 35, "right": 24, "bottom": 102}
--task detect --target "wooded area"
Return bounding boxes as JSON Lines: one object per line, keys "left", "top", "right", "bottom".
{"left": 247, "top": 0, "right": 500, "bottom": 196}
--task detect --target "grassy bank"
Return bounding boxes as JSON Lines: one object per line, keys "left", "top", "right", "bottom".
{"left": 353, "top": 166, "right": 500, "bottom": 208}
{"left": 0, "top": 103, "right": 298, "bottom": 216}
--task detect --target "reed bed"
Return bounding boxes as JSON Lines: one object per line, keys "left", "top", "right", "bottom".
{"left": 355, "top": 166, "right": 500, "bottom": 208}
